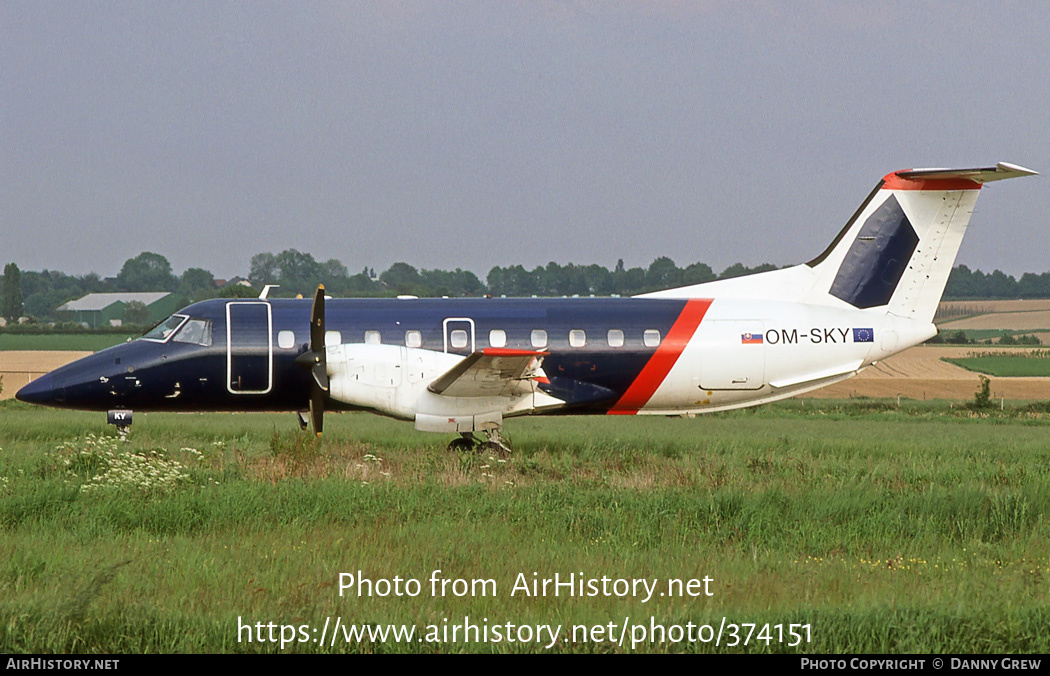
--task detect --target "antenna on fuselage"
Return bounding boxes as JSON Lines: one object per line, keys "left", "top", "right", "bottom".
{"left": 258, "top": 284, "right": 279, "bottom": 300}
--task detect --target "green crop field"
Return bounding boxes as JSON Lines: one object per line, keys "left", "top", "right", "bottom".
{"left": 937, "top": 328, "right": 1049, "bottom": 342}
{"left": 0, "top": 334, "right": 132, "bottom": 352}
{"left": 944, "top": 350, "right": 1050, "bottom": 377}
{"left": 1, "top": 400, "right": 1048, "bottom": 653}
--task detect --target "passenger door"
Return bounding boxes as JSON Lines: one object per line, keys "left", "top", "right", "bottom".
{"left": 226, "top": 302, "right": 273, "bottom": 394}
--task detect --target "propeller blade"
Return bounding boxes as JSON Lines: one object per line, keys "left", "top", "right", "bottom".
{"left": 304, "top": 284, "right": 327, "bottom": 436}
{"left": 310, "top": 284, "right": 325, "bottom": 352}
{"left": 310, "top": 386, "right": 324, "bottom": 437}
{"left": 311, "top": 361, "right": 330, "bottom": 392}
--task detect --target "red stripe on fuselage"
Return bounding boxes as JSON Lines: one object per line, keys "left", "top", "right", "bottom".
{"left": 608, "top": 298, "right": 712, "bottom": 415}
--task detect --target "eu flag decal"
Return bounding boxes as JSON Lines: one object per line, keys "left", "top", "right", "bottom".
{"left": 852, "top": 328, "right": 875, "bottom": 343}
{"left": 741, "top": 332, "right": 764, "bottom": 344}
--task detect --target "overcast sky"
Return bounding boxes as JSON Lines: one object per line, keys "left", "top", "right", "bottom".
{"left": 2, "top": 1, "right": 1048, "bottom": 281}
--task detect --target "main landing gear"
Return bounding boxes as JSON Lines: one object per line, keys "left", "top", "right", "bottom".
{"left": 447, "top": 429, "right": 513, "bottom": 456}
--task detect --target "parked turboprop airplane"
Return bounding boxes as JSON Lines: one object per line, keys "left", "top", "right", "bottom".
{"left": 17, "top": 163, "right": 1037, "bottom": 452}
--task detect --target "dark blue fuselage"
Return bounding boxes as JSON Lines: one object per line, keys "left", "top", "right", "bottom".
{"left": 17, "top": 297, "right": 692, "bottom": 414}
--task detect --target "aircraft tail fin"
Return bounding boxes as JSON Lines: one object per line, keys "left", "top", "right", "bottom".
{"left": 806, "top": 162, "right": 1036, "bottom": 322}
{"left": 641, "top": 162, "right": 1037, "bottom": 324}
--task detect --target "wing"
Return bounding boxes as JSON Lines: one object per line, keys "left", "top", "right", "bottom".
{"left": 427, "top": 348, "right": 549, "bottom": 398}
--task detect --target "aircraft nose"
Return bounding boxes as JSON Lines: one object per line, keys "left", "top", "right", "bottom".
{"left": 16, "top": 373, "right": 60, "bottom": 406}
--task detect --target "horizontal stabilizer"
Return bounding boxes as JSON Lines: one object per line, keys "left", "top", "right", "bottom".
{"left": 895, "top": 162, "right": 1038, "bottom": 184}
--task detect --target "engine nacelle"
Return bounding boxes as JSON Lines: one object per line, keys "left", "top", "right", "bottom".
{"left": 326, "top": 344, "right": 453, "bottom": 420}
{"left": 325, "top": 344, "right": 545, "bottom": 430}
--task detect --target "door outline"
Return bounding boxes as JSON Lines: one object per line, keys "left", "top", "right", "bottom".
{"left": 442, "top": 317, "right": 476, "bottom": 354}
{"left": 698, "top": 320, "right": 766, "bottom": 390}
{"left": 226, "top": 301, "right": 273, "bottom": 394}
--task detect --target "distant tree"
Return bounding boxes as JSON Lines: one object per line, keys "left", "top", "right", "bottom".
{"left": 718, "top": 262, "right": 750, "bottom": 280}
{"left": 249, "top": 252, "right": 279, "bottom": 286}
{"left": 488, "top": 264, "right": 536, "bottom": 297}
{"left": 645, "top": 257, "right": 681, "bottom": 291}
{"left": 1017, "top": 272, "right": 1050, "bottom": 299}
{"left": 247, "top": 249, "right": 328, "bottom": 296}
{"left": 178, "top": 267, "right": 216, "bottom": 302}
{"left": 419, "top": 268, "right": 484, "bottom": 297}
{"left": 2, "top": 263, "right": 23, "bottom": 323}
{"left": 116, "top": 252, "right": 178, "bottom": 291}
{"left": 971, "top": 375, "right": 993, "bottom": 409}
{"left": 581, "top": 264, "right": 613, "bottom": 295}
{"left": 322, "top": 258, "right": 349, "bottom": 280}
{"left": 380, "top": 263, "right": 423, "bottom": 294}
{"left": 986, "top": 269, "right": 1018, "bottom": 298}
{"left": 550, "top": 262, "right": 589, "bottom": 296}
{"left": 681, "top": 262, "right": 716, "bottom": 286}
{"left": 618, "top": 266, "right": 646, "bottom": 295}
{"left": 718, "top": 262, "right": 777, "bottom": 280}
{"left": 77, "top": 272, "right": 109, "bottom": 294}
{"left": 216, "top": 284, "right": 259, "bottom": 299}
{"left": 944, "top": 264, "right": 975, "bottom": 298}
{"left": 21, "top": 267, "right": 90, "bottom": 318}
{"left": 122, "top": 300, "right": 151, "bottom": 325}
{"left": 274, "top": 249, "right": 321, "bottom": 294}
{"left": 344, "top": 272, "right": 381, "bottom": 296}
{"left": 450, "top": 269, "right": 484, "bottom": 296}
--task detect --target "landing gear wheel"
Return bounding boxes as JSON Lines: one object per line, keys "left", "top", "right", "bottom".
{"left": 447, "top": 433, "right": 478, "bottom": 452}
{"left": 477, "top": 440, "right": 512, "bottom": 458}
{"left": 479, "top": 429, "right": 513, "bottom": 457}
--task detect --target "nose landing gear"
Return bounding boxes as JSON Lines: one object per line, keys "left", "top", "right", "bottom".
{"left": 107, "top": 410, "right": 133, "bottom": 441}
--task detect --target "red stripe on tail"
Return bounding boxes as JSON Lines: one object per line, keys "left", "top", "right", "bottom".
{"left": 882, "top": 173, "right": 982, "bottom": 191}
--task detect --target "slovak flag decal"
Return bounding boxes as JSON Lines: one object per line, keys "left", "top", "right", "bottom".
{"left": 741, "top": 332, "right": 764, "bottom": 344}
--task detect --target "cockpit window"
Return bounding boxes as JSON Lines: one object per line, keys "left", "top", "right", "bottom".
{"left": 172, "top": 318, "right": 213, "bottom": 346}
{"left": 141, "top": 314, "right": 188, "bottom": 343}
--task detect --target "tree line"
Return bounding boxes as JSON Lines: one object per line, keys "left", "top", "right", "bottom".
{"left": 2, "top": 250, "right": 1050, "bottom": 324}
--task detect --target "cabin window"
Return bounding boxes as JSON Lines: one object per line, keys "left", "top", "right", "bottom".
{"left": 277, "top": 330, "right": 295, "bottom": 349}
{"left": 489, "top": 329, "right": 507, "bottom": 348}
{"left": 324, "top": 330, "right": 342, "bottom": 347}
{"left": 607, "top": 329, "right": 624, "bottom": 347}
{"left": 172, "top": 318, "right": 213, "bottom": 346}
{"left": 405, "top": 330, "right": 422, "bottom": 348}
{"left": 569, "top": 329, "right": 586, "bottom": 347}
{"left": 141, "top": 314, "right": 187, "bottom": 343}
{"left": 530, "top": 329, "right": 548, "bottom": 348}
{"left": 365, "top": 330, "right": 381, "bottom": 345}
{"left": 644, "top": 329, "right": 661, "bottom": 347}
{"left": 450, "top": 329, "right": 469, "bottom": 349}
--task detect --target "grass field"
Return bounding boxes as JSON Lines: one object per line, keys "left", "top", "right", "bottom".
{"left": 944, "top": 350, "right": 1050, "bottom": 377}
{"left": 1, "top": 400, "right": 1049, "bottom": 653}
{"left": 0, "top": 334, "right": 131, "bottom": 352}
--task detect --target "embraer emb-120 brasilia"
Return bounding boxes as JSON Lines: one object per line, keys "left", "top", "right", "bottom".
{"left": 17, "top": 163, "right": 1038, "bottom": 452}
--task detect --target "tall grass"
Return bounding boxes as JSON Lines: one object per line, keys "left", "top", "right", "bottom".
{"left": 1, "top": 402, "right": 1049, "bottom": 652}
